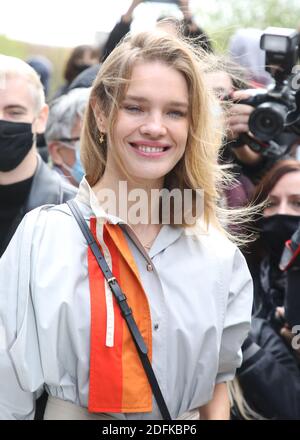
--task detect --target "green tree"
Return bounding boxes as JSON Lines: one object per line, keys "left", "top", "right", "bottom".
{"left": 193, "top": 0, "right": 300, "bottom": 52}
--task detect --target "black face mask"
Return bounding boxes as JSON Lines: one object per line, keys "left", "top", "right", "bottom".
{"left": 259, "top": 214, "right": 300, "bottom": 261}
{"left": 0, "top": 120, "right": 34, "bottom": 172}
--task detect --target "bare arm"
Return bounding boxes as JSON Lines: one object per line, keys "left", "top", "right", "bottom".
{"left": 122, "top": 0, "right": 143, "bottom": 23}
{"left": 199, "top": 382, "right": 230, "bottom": 420}
{"left": 102, "top": 0, "right": 143, "bottom": 62}
{"left": 178, "top": 0, "right": 192, "bottom": 20}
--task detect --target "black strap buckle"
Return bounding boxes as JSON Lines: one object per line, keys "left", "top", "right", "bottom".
{"left": 107, "top": 276, "right": 117, "bottom": 285}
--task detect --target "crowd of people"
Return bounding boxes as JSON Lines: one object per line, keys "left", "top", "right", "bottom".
{"left": 0, "top": 0, "right": 300, "bottom": 421}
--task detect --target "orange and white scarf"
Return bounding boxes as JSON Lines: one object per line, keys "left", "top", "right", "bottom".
{"left": 88, "top": 218, "right": 152, "bottom": 414}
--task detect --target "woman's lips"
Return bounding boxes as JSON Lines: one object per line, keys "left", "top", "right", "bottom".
{"left": 129, "top": 142, "right": 171, "bottom": 157}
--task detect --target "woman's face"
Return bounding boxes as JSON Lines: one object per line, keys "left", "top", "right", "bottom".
{"left": 264, "top": 171, "right": 300, "bottom": 216}
{"left": 99, "top": 61, "right": 189, "bottom": 186}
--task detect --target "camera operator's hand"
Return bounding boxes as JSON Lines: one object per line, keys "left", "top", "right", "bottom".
{"left": 227, "top": 90, "right": 263, "bottom": 166}
{"left": 122, "top": 0, "right": 144, "bottom": 23}
{"left": 178, "top": 0, "right": 192, "bottom": 19}
{"left": 276, "top": 307, "right": 300, "bottom": 362}
{"left": 178, "top": 1, "right": 199, "bottom": 32}
{"left": 226, "top": 91, "right": 253, "bottom": 141}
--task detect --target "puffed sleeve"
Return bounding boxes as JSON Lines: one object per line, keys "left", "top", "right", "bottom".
{"left": 216, "top": 248, "right": 253, "bottom": 383}
{"left": 0, "top": 207, "right": 46, "bottom": 419}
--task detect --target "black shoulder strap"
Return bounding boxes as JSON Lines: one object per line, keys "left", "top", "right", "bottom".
{"left": 66, "top": 199, "right": 171, "bottom": 420}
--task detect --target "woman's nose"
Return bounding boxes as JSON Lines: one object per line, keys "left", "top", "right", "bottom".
{"left": 275, "top": 200, "right": 289, "bottom": 215}
{"left": 139, "top": 113, "right": 167, "bottom": 137}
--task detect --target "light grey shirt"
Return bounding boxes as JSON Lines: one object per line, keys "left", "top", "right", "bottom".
{"left": 0, "top": 178, "right": 253, "bottom": 419}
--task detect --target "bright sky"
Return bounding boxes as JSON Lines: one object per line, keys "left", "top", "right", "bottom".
{"left": 0, "top": 0, "right": 202, "bottom": 47}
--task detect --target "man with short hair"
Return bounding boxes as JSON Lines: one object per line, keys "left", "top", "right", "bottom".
{"left": 0, "top": 55, "right": 76, "bottom": 257}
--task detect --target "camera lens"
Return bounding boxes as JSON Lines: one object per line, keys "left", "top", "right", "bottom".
{"left": 249, "top": 102, "right": 287, "bottom": 141}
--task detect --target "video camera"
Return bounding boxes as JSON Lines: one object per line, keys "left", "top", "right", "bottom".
{"left": 238, "top": 27, "right": 300, "bottom": 157}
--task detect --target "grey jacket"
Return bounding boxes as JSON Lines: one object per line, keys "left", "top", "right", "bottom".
{"left": 0, "top": 154, "right": 76, "bottom": 256}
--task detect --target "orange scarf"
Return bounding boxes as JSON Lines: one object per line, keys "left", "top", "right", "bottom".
{"left": 88, "top": 218, "right": 152, "bottom": 413}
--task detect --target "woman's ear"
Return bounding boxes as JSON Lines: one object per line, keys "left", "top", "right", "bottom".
{"left": 91, "top": 97, "right": 107, "bottom": 133}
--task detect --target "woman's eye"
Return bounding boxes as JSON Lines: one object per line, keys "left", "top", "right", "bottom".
{"left": 291, "top": 200, "right": 300, "bottom": 208}
{"left": 167, "top": 110, "right": 186, "bottom": 118}
{"left": 124, "top": 106, "right": 142, "bottom": 113}
{"left": 265, "top": 200, "right": 277, "bottom": 209}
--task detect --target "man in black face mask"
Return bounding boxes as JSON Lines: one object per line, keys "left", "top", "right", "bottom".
{"left": 0, "top": 55, "right": 76, "bottom": 257}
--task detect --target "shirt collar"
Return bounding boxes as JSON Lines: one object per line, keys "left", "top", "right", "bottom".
{"left": 75, "top": 177, "right": 122, "bottom": 225}
{"left": 75, "top": 177, "right": 187, "bottom": 256}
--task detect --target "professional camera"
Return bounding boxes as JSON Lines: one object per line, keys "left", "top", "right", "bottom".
{"left": 238, "top": 27, "right": 300, "bottom": 157}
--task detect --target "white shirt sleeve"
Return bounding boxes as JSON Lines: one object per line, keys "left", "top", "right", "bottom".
{"left": 216, "top": 248, "right": 253, "bottom": 383}
{"left": 0, "top": 208, "right": 46, "bottom": 419}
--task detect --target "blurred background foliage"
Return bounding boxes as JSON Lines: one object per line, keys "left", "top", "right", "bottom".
{"left": 195, "top": 0, "right": 300, "bottom": 51}
{"left": 0, "top": 34, "right": 71, "bottom": 100}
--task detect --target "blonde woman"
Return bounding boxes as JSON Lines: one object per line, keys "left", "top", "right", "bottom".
{"left": 0, "top": 31, "right": 252, "bottom": 420}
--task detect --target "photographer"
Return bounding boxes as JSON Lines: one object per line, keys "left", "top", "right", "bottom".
{"left": 225, "top": 27, "right": 300, "bottom": 185}
{"left": 226, "top": 91, "right": 300, "bottom": 185}
{"left": 205, "top": 62, "right": 256, "bottom": 208}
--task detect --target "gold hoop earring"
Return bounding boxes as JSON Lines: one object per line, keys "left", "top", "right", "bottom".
{"left": 99, "top": 132, "right": 105, "bottom": 144}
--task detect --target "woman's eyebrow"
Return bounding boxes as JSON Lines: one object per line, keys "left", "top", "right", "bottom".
{"left": 124, "top": 94, "right": 188, "bottom": 109}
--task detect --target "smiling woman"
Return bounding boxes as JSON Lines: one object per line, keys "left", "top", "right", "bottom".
{"left": 0, "top": 30, "right": 253, "bottom": 421}
{"left": 82, "top": 31, "right": 224, "bottom": 229}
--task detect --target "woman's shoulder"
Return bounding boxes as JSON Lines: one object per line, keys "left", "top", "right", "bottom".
{"left": 24, "top": 200, "right": 91, "bottom": 226}
{"left": 22, "top": 203, "right": 72, "bottom": 231}
{"left": 185, "top": 222, "right": 238, "bottom": 256}
{"left": 20, "top": 202, "right": 88, "bottom": 247}
{"left": 184, "top": 223, "right": 249, "bottom": 279}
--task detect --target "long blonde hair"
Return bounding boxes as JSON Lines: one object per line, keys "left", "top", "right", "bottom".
{"left": 228, "top": 378, "right": 267, "bottom": 420}
{"left": 81, "top": 31, "right": 246, "bottom": 233}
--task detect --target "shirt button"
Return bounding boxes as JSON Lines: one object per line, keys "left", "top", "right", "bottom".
{"left": 154, "top": 323, "right": 159, "bottom": 331}
{"left": 147, "top": 263, "right": 153, "bottom": 272}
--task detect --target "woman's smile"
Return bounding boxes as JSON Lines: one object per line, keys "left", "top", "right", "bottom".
{"left": 129, "top": 140, "right": 171, "bottom": 158}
